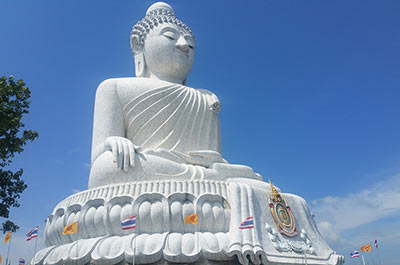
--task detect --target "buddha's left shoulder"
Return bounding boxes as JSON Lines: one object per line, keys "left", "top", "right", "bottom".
{"left": 194, "top": 87, "right": 217, "bottom": 97}
{"left": 193, "top": 87, "right": 221, "bottom": 113}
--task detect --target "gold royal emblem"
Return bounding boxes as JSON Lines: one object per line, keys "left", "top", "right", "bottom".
{"left": 267, "top": 179, "right": 297, "bottom": 237}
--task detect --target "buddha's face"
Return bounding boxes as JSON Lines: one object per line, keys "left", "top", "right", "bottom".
{"left": 143, "top": 23, "right": 195, "bottom": 84}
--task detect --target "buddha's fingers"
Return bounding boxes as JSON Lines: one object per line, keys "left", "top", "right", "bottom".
{"left": 128, "top": 142, "right": 135, "bottom": 168}
{"left": 117, "top": 139, "right": 123, "bottom": 170}
{"left": 108, "top": 138, "right": 118, "bottom": 163}
{"left": 123, "top": 141, "right": 129, "bottom": 172}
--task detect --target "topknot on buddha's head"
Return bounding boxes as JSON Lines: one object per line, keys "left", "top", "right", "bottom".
{"left": 146, "top": 2, "right": 175, "bottom": 16}
{"left": 130, "top": 2, "right": 194, "bottom": 55}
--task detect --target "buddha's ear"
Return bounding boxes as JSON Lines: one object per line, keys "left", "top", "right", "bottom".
{"left": 131, "top": 36, "right": 146, "bottom": 77}
{"left": 130, "top": 35, "right": 143, "bottom": 54}
{"left": 134, "top": 53, "right": 146, "bottom": 77}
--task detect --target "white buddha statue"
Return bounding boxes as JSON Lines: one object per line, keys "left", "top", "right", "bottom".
{"left": 32, "top": 3, "right": 344, "bottom": 265}
{"left": 88, "top": 2, "right": 260, "bottom": 189}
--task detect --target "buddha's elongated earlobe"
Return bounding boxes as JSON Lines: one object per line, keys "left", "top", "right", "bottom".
{"left": 131, "top": 35, "right": 147, "bottom": 77}
{"left": 134, "top": 53, "right": 146, "bottom": 77}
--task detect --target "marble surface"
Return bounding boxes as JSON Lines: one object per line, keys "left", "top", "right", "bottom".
{"left": 32, "top": 2, "right": 344, "bottom": 265}
{"left": 33, "top": 179, "right": 343, "bottom": 265}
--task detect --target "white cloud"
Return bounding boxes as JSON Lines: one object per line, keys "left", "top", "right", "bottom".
{"left": 309, "top": 172, "right": 400, "bottom": 259}
{"left": 317, "top": 221, "right": 342, "bottom": 243}
{"left": 311, "top": 173, "right": 400, "bottom": 233}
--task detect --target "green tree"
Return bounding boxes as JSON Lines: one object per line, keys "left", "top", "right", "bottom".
{"left": 0, "top": 75, "right": 38, "bottom": 233}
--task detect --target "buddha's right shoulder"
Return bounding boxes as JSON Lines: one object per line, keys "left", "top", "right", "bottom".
{"left": 97, "top": 77, "right": 139, "bottom": 91}
{"left": 96, "top": 77, "right": 159, "bottom": 94}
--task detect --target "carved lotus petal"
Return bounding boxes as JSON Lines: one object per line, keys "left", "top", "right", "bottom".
{"left": 43, "top": 243, "right": 71, "bottom": 265}
{"left": 144, "top": 233, "right": 164, "bottom": 255}
{"left": 30, "top": 246, "right": 55, "bottom": 265}
{"left": 201, "top": 232, "right": 219, "bottom": 252}
{"left": 181, "top": 233, "right": 196, "bottom": 256}
{"left": 165, "top": 232, "right": 182, "bottom": 255}
{"left": 91, "top": 236, "right": 125, "bottom": 264}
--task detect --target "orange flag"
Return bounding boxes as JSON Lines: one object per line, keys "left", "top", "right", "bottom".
{"left": 184, "top": 214, "right": 198, "bottom": 225}
{"left": 3, "top": 232, "right": 11, "bottom": 243}
{"left": 360, "top": 243, "right": 372, "bottom": 252}
{"left": 62, "top": 221, "right": 78, "bottom": 235}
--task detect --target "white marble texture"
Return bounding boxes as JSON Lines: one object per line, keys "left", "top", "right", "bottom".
{"left": 32, "top": 2, "right": 344, "bottom": 264}
{"left": 32, "top": 179, "right": 344, "bottom": 265}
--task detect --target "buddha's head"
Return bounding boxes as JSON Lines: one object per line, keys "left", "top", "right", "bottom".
{"left": 130, "top": 2, "right": 195, "bottom": 84}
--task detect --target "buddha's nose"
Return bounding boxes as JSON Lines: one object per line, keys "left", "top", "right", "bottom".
{"left": 176, "top": 36, "right": 189, "bottom": 53}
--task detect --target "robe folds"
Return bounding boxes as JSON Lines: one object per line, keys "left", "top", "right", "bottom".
{"left": 122, "top": 83, "right": 221, "bottom": 155}
{"left": 89, "top": 78, "right": 261, "bottom": 189}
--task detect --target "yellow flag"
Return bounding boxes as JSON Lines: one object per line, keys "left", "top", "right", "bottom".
{"left": 3, "top": 232, "right": 11, "bottom": 243}
{"left": 62, "top": 221, "right": 78, "bottom": 235}
{"left": 184, "top": 213, "right": 198, "bottom": 225}
{"left": 360, "top": 243, "right": 372, "bottom": 252}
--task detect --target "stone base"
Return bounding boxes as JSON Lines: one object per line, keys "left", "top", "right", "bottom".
{"left": 33, "top": 179, "right": 344, "bottom": 265}
{"left": 122, "top": 257, "right": 241, "bottom": 265}
{"left": 86, "top": 257, "right": 240, "bottom": 265}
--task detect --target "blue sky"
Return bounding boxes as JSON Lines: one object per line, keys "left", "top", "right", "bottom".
{"left": 0, "top": 0, "right": 399, "bottom": 264}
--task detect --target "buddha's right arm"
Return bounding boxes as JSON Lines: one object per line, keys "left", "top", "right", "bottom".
{"left": 91, "top": 79, "right": 127, "bottom": 164}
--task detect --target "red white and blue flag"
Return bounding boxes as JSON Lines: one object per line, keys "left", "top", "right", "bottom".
{"left": 19, "top": 258, "right": 25, "bottom": 265}
{"left": 121, "top": 216, "right": 136, "bottom": 230}
{"left": 26, "top": 226, "right": 38, "bottom": 241}
{"left": 374, "top": 239, "right": 378, "bottom": 248}
{"left": 350, "top": 250, "right": 360, "bottom": 258}
{"left": 239, "top": 217, "right": 254, "bottom": 229}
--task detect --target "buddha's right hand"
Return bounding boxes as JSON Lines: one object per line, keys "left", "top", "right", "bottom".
{"left": 104, "top": 136, "right": 136, "bottom": 172}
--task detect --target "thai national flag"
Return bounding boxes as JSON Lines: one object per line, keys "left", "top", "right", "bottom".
{"left": 350, "top": 250, "right": 360, "bottom": 258}
{"left": 121, "top": 216, "right": 136, "bottom": 230}
{"left": 26, "top": 226, "right": 38, "bottom": 241}
{"left": 239, "top": 217, "right": 254, "bottom": 229}
{"left": 19, "top": 258, "right": 25, "bottom": 265}
{"left": 374, "top": 239, "right": 378, "bottom": 248}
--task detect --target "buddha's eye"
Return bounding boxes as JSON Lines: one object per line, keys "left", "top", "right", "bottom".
{"left": 163, "top": 31, "right": 176, "bottom": 40}
{"left": 185, "top": 36, "right": 195, "bottom": 49}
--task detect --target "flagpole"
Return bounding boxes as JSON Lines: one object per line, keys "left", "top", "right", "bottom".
{"left": 197, "top": 223, "right": 199, "bottom": 257}
{"left": 361, "top": 255, "right": 366, "bottom": 265}
{"left": 304, "top": 250, "right": 308, "bottom": 265}
{"left": 77, "top": 235, "right": 79, "bottom": 265}
{"left": 5, "top": 234, "right": 12, "bottom": 265}
{"left": 76, "top": 226, "right": 79, "bottom": 265}
{"left": 33, "top": 233, "right": 38, "bottom": 258}
{"left": 30, "top": 234, "right": 39, "bottom": 265}
{"left": 133, "top": 232, "right": 136, "bottom": 265}
{"left": 376, "top": 246, "right": 382, "bottom": 265}
{"left": 133, "top": 217, "right": 137, "bottom": 265}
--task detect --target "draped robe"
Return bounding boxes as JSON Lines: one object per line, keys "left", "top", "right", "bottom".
{"left": 123, "top": 81, "right": 221, "bottom": 155}
{"left": 89, "top": 78, "right": 260, "bottom": 188}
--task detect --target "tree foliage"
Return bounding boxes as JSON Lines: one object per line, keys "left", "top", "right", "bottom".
{"left": 0, "top": 75, "right": 38, "bottom": 233}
